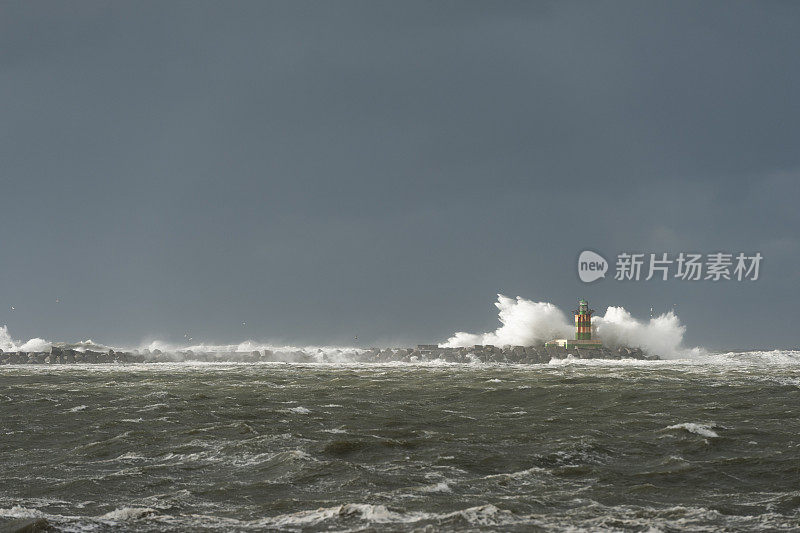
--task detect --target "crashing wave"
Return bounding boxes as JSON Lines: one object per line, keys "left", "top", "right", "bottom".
{"left": 442, "top": 294, "right": 702, "bottom": 358}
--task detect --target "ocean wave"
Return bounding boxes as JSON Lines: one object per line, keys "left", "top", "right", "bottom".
{"left": 4, "top": 500, "right": 797, "bottom": 532}
{"left": 255, "top": 503, "right": 517, "bottom": 528}
{"left": 99, "top": 507, "right": 157, "bottom": 520}
{"left": 0, "top": 505, "right": 42, "bottom": 519}
{"left": 283, "top": 406, "right": 311, "bottom": 414}
{"left": 666, "top": 422, "right": 720, "bottom": 439}
{"left": 702, "top": 350, "right": 800, "bottom": 365}
{"left": 417, "top": 481, "right": 452, "bottom": 493}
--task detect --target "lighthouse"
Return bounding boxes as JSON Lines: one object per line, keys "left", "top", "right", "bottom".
{"left": 545, "top": 298, "right": 603, "bottom": 350}
{"left": 575, "top": 299, "right": 593, "bottom": 340}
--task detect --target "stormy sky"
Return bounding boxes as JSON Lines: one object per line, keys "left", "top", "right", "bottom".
{"left": 1, "top": 1, "right": 798, "bottom": 350}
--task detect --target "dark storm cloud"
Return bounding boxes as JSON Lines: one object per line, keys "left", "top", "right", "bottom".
{"left": 1, "top": 1, "right": 798, "bottom": 349}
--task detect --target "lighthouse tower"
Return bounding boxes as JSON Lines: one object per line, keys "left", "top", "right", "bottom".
{"left": 544, "top": 298, "right": 603, "bottom": 350}
{"left": 575, "top": 299, "right": 594, "bottom": 340}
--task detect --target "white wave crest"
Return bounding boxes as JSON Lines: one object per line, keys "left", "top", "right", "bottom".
{"left": 99, "top": 507, "right": 157, "bottom": 520}
{"left": 0, "top": 326, "right": 51, "bottom": 352}
{"left": 258, "top": 503, "right": 515, "bottom": 528}
{"left": 594, "top": 307, "right": 698, "bottom": 359}
{"left": 666, "top": 422, "right": 719, "bottom": 439}
{"left": 139, "top": 338, "right": 366, "bottom": 360}
{"left": 418, "top": 481, "right": 452, "bottom": 493}
{"left": 285, "top": 406, "right": 311, "bottom": 414}
{"left": 0, "top": 505, "right": 42, "bottom": 518}
{"left": 442, "top": 296, "right": 573, "bottom": 348}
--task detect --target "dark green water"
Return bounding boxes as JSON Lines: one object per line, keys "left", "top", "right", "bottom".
{"left": 1, "top": 358, "right": 799, "bottom": 531}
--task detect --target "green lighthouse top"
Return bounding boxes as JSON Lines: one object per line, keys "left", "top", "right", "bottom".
{"left": 576, "top": 299, "right": 593, "bottom": 316}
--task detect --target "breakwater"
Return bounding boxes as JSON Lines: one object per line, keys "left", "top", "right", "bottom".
{"left": 0, "top": 343, "right": 655, "bottom": 364}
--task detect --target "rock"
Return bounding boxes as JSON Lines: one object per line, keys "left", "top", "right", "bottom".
{"left": 0, "top": 517, "right": 51, "bottom": 533}
{"left": 629, "top": 348, "right": 645, "bottom": 360}
{"left": 545, "top": 346, "right": 561, "bottom": 359}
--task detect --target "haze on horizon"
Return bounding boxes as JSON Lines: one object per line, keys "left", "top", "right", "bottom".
{"left": 1, "top": 1, "right": 799, "bottom": 351}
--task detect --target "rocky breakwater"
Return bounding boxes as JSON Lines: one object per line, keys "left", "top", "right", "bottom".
{"left": 0, "top": 346, "right": 146, "bottom": 365}
{"left": 0, "top": 344, "right": 657, "bottom": 365}
{"left": 353, "top": 344, "right": 655, "bottom": 364}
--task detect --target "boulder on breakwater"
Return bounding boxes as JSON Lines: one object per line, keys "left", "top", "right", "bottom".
{"left": 0, "top": 517, "right": 51, "bottom": 533}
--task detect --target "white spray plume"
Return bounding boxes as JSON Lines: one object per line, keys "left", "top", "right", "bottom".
{"left": 441, "top": 295, "right": 573, "bottom": 348}
{"left": 441, "top": 295, "right": 699, "bottom": 358}
{"left": 593, "top": 307, "right": 692, "bottom": 358}
{"left": 0, "top": 325, "right": 52, "bottom": 352}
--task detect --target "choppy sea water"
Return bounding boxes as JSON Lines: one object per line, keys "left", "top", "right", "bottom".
{"left": 2, "top": 353, "right": 800, "bottom": 532}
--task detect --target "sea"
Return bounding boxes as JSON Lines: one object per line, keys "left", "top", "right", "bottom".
{"left": 2, "top": 352, "right": 799, "bottom": 532}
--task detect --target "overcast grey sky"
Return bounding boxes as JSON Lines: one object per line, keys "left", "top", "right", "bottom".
{"left": 1, "top": 1, "right": 798, "bottom": 350}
